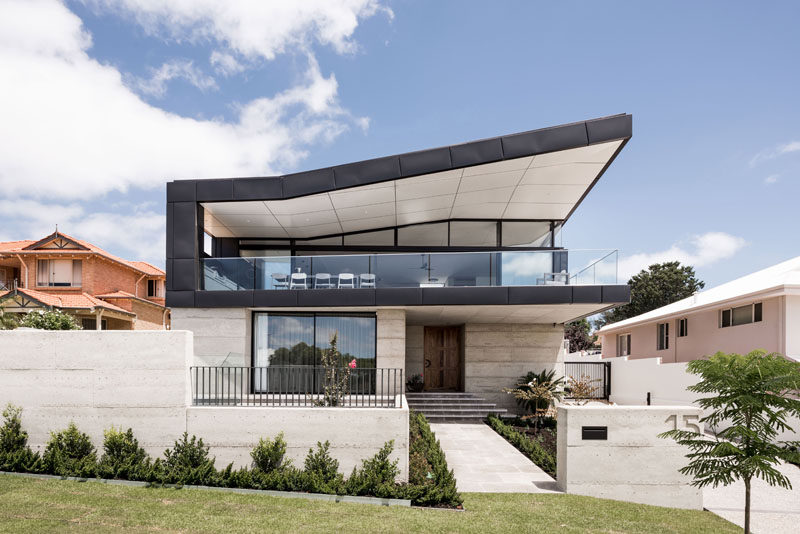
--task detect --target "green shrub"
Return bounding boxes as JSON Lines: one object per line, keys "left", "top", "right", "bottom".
{"left": 487, "top": 415, "right": 556, "bottom": 477}
{"left": 0, "top": 404, "right": 44, "bottom": 473}
{"left": 402, "top": 411, "right": 462, "bottom": 507}
{"left": 43, "top": 422, "right": 97, "bottom": 477}
{"left": 98, "top": 427, "right": 151, "bottom": 480}
{"left": 302, "top": 441, "right": 344, "bottom": 493}
{"left": 251, "top": 432, "right": 290, "bottom": 473}
{"left": 0, "top": 310, "right": 18, "bottom": 330}
{"left": 19, "top": 309, "right": 81, "bottom": 330}
{"left": 160, "top": 433, "right": 218, "bottom": 486}
{"left": 344, "top": 440, "right": 400, "bottom": 498}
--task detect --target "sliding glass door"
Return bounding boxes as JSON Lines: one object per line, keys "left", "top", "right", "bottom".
{"left": 253, "top": 312, "right": 375, "bottom": 393}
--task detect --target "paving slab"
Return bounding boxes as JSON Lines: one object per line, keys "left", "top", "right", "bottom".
{"left": 429, "top": 422, "right": 560, "bottom": 493}
{"left": 703, "top": 461, "right": 800, "bottom": 534}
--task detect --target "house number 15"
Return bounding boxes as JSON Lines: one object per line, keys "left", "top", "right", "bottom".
{"left": 665, "top": 414, "right": 701, "bottom": 434}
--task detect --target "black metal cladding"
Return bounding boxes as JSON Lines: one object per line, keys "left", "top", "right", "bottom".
{"left": 165, "top": 114, "right": 632, "bottom": 308}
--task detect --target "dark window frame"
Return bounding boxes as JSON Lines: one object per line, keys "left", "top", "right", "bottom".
{"left": 678, "top": 318, "right": 688, "bottom": 338}
{"left": 719, "top": 302, "right": 763, "bottom": 329}
{"left": 657, "top": 322, "right": 669, "bottom": 351}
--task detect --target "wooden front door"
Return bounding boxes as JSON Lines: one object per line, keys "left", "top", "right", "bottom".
{"left": 423, "top": 326, "right": 461, "bottom": 391}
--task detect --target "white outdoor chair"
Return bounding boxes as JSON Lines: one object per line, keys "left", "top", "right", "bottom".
{"left": 314, "top": 273, "right": 333, "bottom": 289}
{"left": 289, "top": 272, "right": 308, "bottom": 289}
{"left": 271, "top": 273, "right": 289, "bottom": 289}
{"left": 337, "top": 273, "right": 356, "bottom": 288}
{"left": 359, "top": 273, "right": 376, "bottom": 288}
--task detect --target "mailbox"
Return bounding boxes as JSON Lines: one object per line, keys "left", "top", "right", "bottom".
{"left": 581, "top": 426, "right": 608, "bottom": 440}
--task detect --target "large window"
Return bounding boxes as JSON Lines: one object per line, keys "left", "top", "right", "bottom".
{"left": 502, "top": 221, "right": 552, "bottom": 247}
{"left": 36, "top": 259, "right": 81, "bottom": 287}
{"left": 253, "top": 313, "right": 376, "bottom": 393}
{"left": 720, "top": 303, "right": 762, "bottom": 328}
{"left": 617, "top": 333, "right": 631, "bottom": 357}
{"left": 147, "top": 279, "right": 163, "bottom": 298}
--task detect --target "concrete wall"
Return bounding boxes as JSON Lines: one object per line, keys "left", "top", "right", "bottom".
{"left": 464, "top": 323, "right": 565, "bottom": 413}
{"left": 600, "top": 296, "right": 784, "bottom": 362}
{"left": 556, "top": 405, "right": 703, "bottom": 510}
{"left": 0, "top": 329, "right": 409, "bottom": 480}
{"left": 607, "top": 355, "right": 800, "bottom": 441}
{"left": 172, "top": 307, "right": 249, "bottom": 366}
{"left": 405, "top": 325, "right": 424, "bottom": 378}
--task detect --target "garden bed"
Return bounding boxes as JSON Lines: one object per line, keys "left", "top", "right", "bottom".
{"left": 0, "top": 404, "right": 462, "bottom": 509}
{"left": 486, "top": 415, "right": 557, "bottom": 477}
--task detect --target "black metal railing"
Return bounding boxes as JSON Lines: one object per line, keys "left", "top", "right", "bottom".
{"left": 564, "top": 361, "right": 611, "bottom": 399}
{"left": 190, "top": 366, "right": 403, "bottom": 408}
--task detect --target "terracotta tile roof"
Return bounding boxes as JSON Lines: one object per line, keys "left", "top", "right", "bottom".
{"left": 0, "top": 288, "right": 134, "bottom": 315}
{"left": 0, "top": 232, "right": 164, "bottom": 277}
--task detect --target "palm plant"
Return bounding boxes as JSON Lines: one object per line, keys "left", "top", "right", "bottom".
{"left": 503, "top": 369, "right": 564, "bottom": 427}
{"left": 660, "top": 350, "right": 800, "bottom": 534}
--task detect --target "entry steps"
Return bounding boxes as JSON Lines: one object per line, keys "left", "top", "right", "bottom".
{"left": 405, "top": 392, "right": 506, "bottom": 423}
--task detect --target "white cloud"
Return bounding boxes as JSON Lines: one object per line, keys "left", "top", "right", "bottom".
{"left": 209, "top": 50, "right": 244, "bottom": 76}
{"left": 749, "top": 140, "right": 800, "bottom": 167}
{"left": 617, "top": 232, "right": 747, "bottom": 281}
{"left": 84, "top": 0, "right": 392, "bottom": 60}
{"left": 131, "top": 59, "right": 218, "bottom": 98}
{"left": 0, "top": 0, "right": 375, "bottom": 200}
{"left": 0, "top": 199, "right": 165, "bottom": 266}
{"left": 764, "top": 174, "right": 780, "bottom": 185}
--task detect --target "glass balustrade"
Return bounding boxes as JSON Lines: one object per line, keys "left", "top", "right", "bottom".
{"left": 202, "top": 250, "right": 619, "bottom": 291}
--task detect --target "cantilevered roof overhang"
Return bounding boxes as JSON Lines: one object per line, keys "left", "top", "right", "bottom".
{"left": 167, "top": 114, "right": 632, "bottom": 239}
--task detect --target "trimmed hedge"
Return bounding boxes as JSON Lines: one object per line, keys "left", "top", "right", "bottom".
{"left": 487, "top": 415, "right": 556, "bottom": 477}
{"left": 0, "top": 404, "right": 462, "bottom": 508}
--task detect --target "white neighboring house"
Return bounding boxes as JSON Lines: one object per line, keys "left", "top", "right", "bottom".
{"left": 598, "top": 256, "right": 800, "bottom": 362}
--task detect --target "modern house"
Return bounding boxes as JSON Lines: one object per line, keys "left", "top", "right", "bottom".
{"left": 0, "top": 231, "right": 169, "bottom": 330}
{"left": 167, "top": 114, "right": 633, "bottom": 415}
{"left": 598, "top": 256, "right": 800, "bottom": 362}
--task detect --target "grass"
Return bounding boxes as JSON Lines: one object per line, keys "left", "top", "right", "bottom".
{"left": 0, "top": 475, "right": 740, "bottom": 533}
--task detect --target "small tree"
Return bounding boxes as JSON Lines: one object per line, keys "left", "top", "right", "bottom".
{"left": 317, "top": 333, "right": 356, "bottom": 407}
{"left": 660, "top": 351, "right": 800, "bottom": 534}
{"left": 565, "top": 319, "right": 595, "bottom": 352}
{"left": 564, "top": 374, "right": 600, "bottom": 405}
{"left": 503, "top": 369, "right": 564, "bottom": 428}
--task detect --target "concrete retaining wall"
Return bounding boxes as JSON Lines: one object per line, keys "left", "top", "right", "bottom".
{"left": 556, "top": 405, "right": 703, "bottom": 510}
{"left": 0, "top": 330, "right": 409, "bottom": 480}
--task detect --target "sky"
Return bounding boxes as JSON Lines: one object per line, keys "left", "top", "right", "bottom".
{"left": 0, "top": 0, "right": 799, "bottom": 289}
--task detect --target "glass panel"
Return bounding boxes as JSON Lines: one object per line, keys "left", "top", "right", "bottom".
{"left": 372, "top": 253, "right": 429, "bottom": 287}
{"left": 315, "top": 315, "right": 376, "bottom": 368}
{"left": 721, "top": 309, "right": 731, "bottom": 327}
{"left": 344, "top": 229, "right": 394, "bottom": 246}
{"left": 310, "top": 255, "right": 370, "bottom": 288}
{"left": 254, "top": 256, "right": 291, "bottom": 289}
{"left": 240, "top": 249, "right": 290, "bottom": 257}
{"left": 204, "top": 257, "right": 255, "bottom": 290}
{"left": 429, "top": 252, "right": 492, "bottom": 287}
{"left": 37, "top": 260, "right": 48, "bottom": 286}
{"left": 398, "top": 223, "right": 448, "bottom": 246}
{"left": 449, "top": 221, "right": 497, "bottom": 247}
{"left": 297, "top": 236, "right": 343, "bottom": 246}
{"left": 732, "top": 305, "right": 752, "bottom": 326}
{"left": 502, "top": 221, "right": 552, "bottom": 247}
{"left": 203, "top": 232, "right": 213, "bottom": 256}
{"left": 754, "top": 302, "right": 762, "bottom": 322}
{"left": 499, "top": 251, "right": 553, "bottom": 286}
{"left": 254, "top": 314, "right": 316, "bottom": 393}
{"left": 72, "top": 260, "right": 82, "bottom": 286}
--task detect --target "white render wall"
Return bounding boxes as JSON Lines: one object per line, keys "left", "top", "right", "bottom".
{"left": 0, "top": 330, "right": 409, "bottom": 480}
{"left": 556, "top": 405, "right": 703, "bottom": 510}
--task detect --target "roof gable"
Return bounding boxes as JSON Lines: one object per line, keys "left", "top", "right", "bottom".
{"left": 23, "top": 232, "right": 89, "bottom": 251}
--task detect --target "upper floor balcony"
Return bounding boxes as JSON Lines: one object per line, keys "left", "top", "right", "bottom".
{"left": 203, "top": 249, "right": 618, "bottom": 291}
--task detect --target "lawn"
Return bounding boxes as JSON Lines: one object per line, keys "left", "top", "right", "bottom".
{"left": 0, "top": 475, "right": 740, "bottom": 533}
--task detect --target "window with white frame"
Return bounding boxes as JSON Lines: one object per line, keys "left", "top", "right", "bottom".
{"left": 678, "top": 318, "right": 688, "bottom": 337}
{"left": 657, "top": 322, "right": 669, "bottom": 350}
{"left": 720, "top": 302, "right": 762, "bottom": 328}
{"left": 36, "top": 259, "right": 81, "bottom": 287}
{"left": 617, "top": 333, "right": 631, "bottom": 357}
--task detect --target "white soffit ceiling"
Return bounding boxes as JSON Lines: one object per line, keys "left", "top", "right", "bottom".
{"left": 203, "top": 140, "right": 622, "bottom": 239}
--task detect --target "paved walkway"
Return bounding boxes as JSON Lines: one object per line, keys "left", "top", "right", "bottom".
{"left": 429, "top": 423, "right": 560, "bottom": 493}
{"left": 703, "top": 461, "right": 800, "bottom": 534}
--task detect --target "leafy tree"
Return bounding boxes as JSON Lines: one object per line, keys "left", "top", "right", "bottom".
{"left": 565, "top": 318, "right": 595, "bottom": 352}
{"left": 19, "top": 309, "right": 81, "bottom": 330}
{"left": 660, "top": 351, "right": 800, "bottom": 534}
{"left": 597, "top": 261, "right": 704, "bottom": 327}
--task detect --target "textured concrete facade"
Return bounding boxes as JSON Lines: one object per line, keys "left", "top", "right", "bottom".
{"left": 556, "top": 405, "right": 703, "bottom": 510}
{"left": 464, "top": 323, "right": 565, "bottom": 413}
{"left": 171, "top": 307, "right": 249, "bottom": 366}
{"left": 0, "top": 329, "right": 409, "bottom": 479}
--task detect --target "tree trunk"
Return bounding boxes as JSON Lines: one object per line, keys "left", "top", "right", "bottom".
{"left": 744, "top": 477, "right": 751, "bottom": 534}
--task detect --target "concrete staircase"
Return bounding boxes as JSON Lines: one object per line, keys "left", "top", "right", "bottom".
{"left": 405, "top": 392, "right": 506, "bottom": 423}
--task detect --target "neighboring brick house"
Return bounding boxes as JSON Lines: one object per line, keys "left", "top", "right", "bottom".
{"left": 0, "top": 231, "right": 169, "bottom": 330}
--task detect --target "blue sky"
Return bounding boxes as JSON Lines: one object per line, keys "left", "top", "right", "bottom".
{"left": 1, "top": 0, "right": 798, "bottom": 288}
